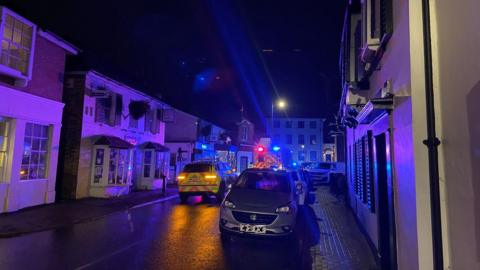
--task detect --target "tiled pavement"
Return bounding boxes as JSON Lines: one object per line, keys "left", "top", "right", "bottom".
{"left": 310, "top": 186, "right": 379, "bottom": 270}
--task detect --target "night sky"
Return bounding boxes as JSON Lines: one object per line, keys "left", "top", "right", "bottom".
{"left": 4, "top": 0, "right": 346, "bottom": 136}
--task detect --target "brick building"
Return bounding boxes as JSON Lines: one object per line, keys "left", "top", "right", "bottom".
{"left": 0, "top": 7, "right": 78, "bottom": 212}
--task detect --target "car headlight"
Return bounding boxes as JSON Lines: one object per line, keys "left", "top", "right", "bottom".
{"left": 276, "top": 203, "right": 291, "bottom": 213}
{"left": 223, "top": 200, "right": 236, "bottom": 209}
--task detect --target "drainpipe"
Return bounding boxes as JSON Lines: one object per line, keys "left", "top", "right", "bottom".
{"left": 421, "top": 0, "right": 444, "bottom": 269}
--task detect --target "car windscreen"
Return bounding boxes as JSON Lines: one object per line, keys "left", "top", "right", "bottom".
{"left": 182, "top": 164, "right": 213, "bottom": 173}
{"left": 234, "top": 171, "right": 291, "bottom": 192}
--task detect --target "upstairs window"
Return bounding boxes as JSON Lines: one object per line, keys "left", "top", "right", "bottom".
{"left": 1, "top": 12, "right": 34, "bottom": 75}
{"left": 298, "top": 134, "right": 305, "bottom": 145}
{"left": 362, "top": 0, "right": 393, "bottom": 46}
{"left": 95, "top": 93, "right": 122, "bottom": 126}
{"left": 285, "top": 121, "right": 292, "bottom": 128}
{"left": 310, "top": 135, "right": 317, "bottom": 145}
{"left": 309, "top": 121, "right": 317, "bottom": 129}
{"left": 145, "top": 109, "right": 162, "bottom": 134}
{"left": 298, "top": 121, "right": 304, "bottom": 129}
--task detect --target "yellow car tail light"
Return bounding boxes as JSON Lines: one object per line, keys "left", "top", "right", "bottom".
{"left": 205, "top": 175, "right": 217, "bottom": 179}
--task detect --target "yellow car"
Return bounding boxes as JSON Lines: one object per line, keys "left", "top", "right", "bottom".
{"left": 177, "top": 161, "right": 236, "bottom": 203}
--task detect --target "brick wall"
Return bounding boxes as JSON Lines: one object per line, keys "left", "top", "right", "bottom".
{"left": 22, "top": 34, "right": 67, "bottom": 102}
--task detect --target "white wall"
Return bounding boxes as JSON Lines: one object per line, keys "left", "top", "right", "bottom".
{"left": 430, "top": 0, "right": 480, "bottom": 268}
{"left": 74, "top": 72, "right": 166, "bottom": 198}
{"left": 0, "top": 85, "right": 63, "bottom": 212}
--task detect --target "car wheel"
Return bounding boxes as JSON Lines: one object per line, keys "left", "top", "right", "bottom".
{"left": 179, "top": 193, "right": 188, "bottom": 204}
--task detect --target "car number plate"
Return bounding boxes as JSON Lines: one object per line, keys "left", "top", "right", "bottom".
{"left": 239, "top": 224, "right": 266, "bottom": 234}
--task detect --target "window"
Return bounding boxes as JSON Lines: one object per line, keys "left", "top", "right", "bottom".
{"left": 241, "top": 126, "right": 248, "bottom": 141}
{"left": 310, "top": 135, "right": 317, "bottom": 145}
{"left": 108, "top": 148, "right": 130, "bottom": 184}
{"left": 143, "top": 150, "right": 153, "bottom": 178}
{"left": 234, "top": 171, "right": 290, "bottom": 193}
{"left": 182, "top": 163, "right": 213, "bottom": 173}
{"left": 95, "top": 93, "right": 122, "bottom": 126}
{"left": 154, "top": 152, "right": 167, "bottom": 178}
{"left": 93, "top": 148, "right": 104, "bottom": 183}
{"left": 286, "top": 134, "right": 292, "bottom": 144}
{"left": 273, "top": 121, "right": 280, "bottom": 128}
{"left": 309, "top": 121, "right": 317, "bottom": 129}
{"left": 285, "top": 121, "right": 292, "bottom": 128}
{"left": 21, "top": 123, "right": 49, "bottom": 180}
{"left": 0, "top": 118, "right": 9, "bottom": 182}
{"left": 1, "top": 13, "right": 34, "bottom": 75}
{"left": 298, "top": 151, "right": 306, "bottom": 161}
{"left": 352, "top": 132, "right": 375, "bottom": 213}
{"left": 298, "top": 134, "right": 305, "bottom": 145}
{"left": 145, "top": 109, "right": 161, "bottom": 134}
{"left": 298, "top": 121, "right": 304, "bottom": 128}
{"left": 310, "top": 151, "right": 317, "bottom": 162}
{"left": 362, "top": 0, "right": 393, "bottom": 45}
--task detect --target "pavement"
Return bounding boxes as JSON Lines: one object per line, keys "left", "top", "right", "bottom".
{"left": 0, "top": 185, "right": 379, "bottom": 270}
{"left": 310, "top": 186, "right": 378, "bottom": 270}
{"left": 0, "top": 186, "right": 178, "bottom": 238}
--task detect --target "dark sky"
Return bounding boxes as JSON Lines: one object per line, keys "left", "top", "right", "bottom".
{"left": 4, "top": 0, "right": 346, "bottom": 135}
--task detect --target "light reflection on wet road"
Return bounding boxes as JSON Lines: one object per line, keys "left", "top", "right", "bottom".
{"left": 0, "top": 196, "right": 319, "bottom": 270}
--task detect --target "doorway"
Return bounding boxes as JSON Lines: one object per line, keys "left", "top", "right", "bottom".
{"left": 375, "top": 133, "right": 397, "bottom": 270}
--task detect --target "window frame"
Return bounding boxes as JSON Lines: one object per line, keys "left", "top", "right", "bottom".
{"left": 298, "top": 134, "right": 305, "bottom": 145}
{"left": 0, "top": 117, "right": 10, "bottom": 182}
{"left": 20, "top": 123, "right": 50, "bottom": 180}
{"left": 0, "top": 9, "right": 37, "bottom": 80}
{"left": 297, "top": 121, "right": 305, "bottom": 129}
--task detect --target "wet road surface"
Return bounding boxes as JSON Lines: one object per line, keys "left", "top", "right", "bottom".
{"left": 0, "top": 196, "right": 320, "bottom": 270}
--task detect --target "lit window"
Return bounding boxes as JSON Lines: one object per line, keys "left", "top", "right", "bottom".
{"left": 1, "top": 13, "right": 34, "bottom": 75}
{"left": 21, "top": 123, "right": 49, "bottom": 180}
{"left": 108, "top": 148, "right": 131, "bottom": 184}
{"left": 0, "top": 117, "right": 9, "bottom": 182}
{"left": 93, "top": 148, "right": 104, "bottom": 184}
{"left": 154, "top": 152, "right": 167, "bottom": 178}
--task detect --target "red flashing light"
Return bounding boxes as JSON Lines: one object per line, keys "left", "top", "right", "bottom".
{"left": 256, "top": 146, "right": 265, "bottom": 152}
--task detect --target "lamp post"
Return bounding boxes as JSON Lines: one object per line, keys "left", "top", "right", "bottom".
{"left": 271, "top": 99, "right": 287, "bottom": 136}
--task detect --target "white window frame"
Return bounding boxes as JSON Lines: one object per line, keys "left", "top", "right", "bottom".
{"left": 241, "top": 126, "right": 248, "bottom": 141}
{"left": 361, "top": 0, "right": 381, "bottom": 47}
{"left": 20, "top": 123, "right": 50, "bottom": 180}
{"left": 0, "top": 7, "right": 37, "bottom": 82}
{"left": 107, "top": 148, "right": 132, "bottom": 185}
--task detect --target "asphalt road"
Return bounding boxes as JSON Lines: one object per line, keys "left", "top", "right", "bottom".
{"left": 0, "top": 196, "right": 320, "bottom": 270}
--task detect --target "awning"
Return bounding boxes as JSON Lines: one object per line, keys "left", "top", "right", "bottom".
{"left": 356, "top": 96, "right": 394, "bottom": 124}
{"left": 140, "top": 142, "right": 170, "bottom": 152}
{"left": 94, "top": 136, "right": 134, "bottom": 149}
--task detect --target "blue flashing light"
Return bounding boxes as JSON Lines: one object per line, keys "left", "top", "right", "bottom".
{"left": 201, "top": 144, "right": 208, "bottom": 150}
{"left": 272, "top": 146, "right": 280, "bottom": 152}
{"left": 292, "top": 162, "right": 297, "bottom": 167}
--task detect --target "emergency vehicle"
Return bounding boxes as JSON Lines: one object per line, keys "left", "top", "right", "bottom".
{"left": 253, "top": 145, "right": 282, "bottom": 169}
{"left": 177, "top": 160, "right": 236, "bottom": 203}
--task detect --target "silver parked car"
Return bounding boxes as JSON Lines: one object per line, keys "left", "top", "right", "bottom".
{"left": 219, "top": 168, "right": 302, "bottom": 239}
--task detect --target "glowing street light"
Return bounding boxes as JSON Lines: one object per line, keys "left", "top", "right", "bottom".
{"left": 276, "top": 99, "right": 287, "bottom": 109}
